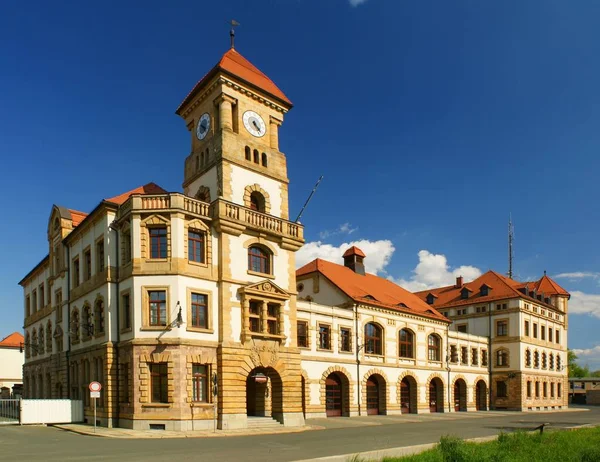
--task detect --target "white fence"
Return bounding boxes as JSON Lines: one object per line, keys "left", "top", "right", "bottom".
{"left": 20, "top": 399, "right": 84, "bottom": 425}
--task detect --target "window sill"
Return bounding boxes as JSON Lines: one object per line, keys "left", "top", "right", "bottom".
{"left": 142, "top": 403, "right": 171, "bottom": 408}
{"left": 398, "top": 356, "right": 415, "bottom": 361}
{"left": 188, "top": 260, "right": 209, "bottom": 268}
{"left": 191, "top": 402, "right": 214, "bottom": 408}
{"left": 248, "top": 332, "right": 286, "bottom": 341}
{"left": 298, "top": 345, "right": 311, "bottom": 350}
{"left": 316, "top": 348, "right": 333, "bottom": 352}
{"left": 428, "top": 360, "right": 442, "bottom": 364}
{"left": 186, "top": 327, "right": 214, "bottom": 334}
{"left": 146, "top": 258, "right": 169, "bottom": 263}
{"left": 247, "top": 270, "right": 275, "bottom": 279}
{"left": 140, "top": 326, "right": 170, "bottom": 332}
{"left": 339, "top": 350, "right": 353, "bottom": 355}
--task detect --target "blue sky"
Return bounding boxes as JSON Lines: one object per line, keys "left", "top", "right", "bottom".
{"left": 1, "top": 0, "right": 599, "bottom": 367}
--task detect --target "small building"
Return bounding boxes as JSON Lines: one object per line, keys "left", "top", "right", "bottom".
{"left": 0, "top": 332, "right": 24, "bottom": 398}
{"left": 569, "top": 377, "right": 600, "bottom": 404}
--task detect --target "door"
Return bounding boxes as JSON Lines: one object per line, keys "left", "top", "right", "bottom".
{"left": 326, "top": 375, "right": 342, "bottom": 417}
{"left": 429, "top": 382, "right": 438, "bottom": 413}
{"left": 476, "top": 382, "right": 487, "bottom": 411}
{"left": 400, "top": 379, "right": 411, "bottom": 414}
{"left": 366, "top": 379, "right": 379, "bottom": 415}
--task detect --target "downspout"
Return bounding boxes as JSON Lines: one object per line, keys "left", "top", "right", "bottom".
{"left": 354, "top": 303, "right": 361, "bottom": 416}
{"left": 488, "top": 302, "right": 493, "bottom": 410}
{"left": 110, "top": 221, "right": 120, "bottom": 428}
{"left": 66, "top": 245, "right": 71, "bottom": 397}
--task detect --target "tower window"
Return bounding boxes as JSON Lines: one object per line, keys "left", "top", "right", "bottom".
{"left": 249, "top": 191, "right": 266, "bottom": 213}
{"left": 248, "top": 245, "right": 271, "bottom": 274}
{"left": 253, "top": 149, "right": 259, "bottom": 164}
{"left": 261, "top": 153, "right": 268, "bottom": 167}
{"left": 245, "top": 146, "right": 251, "bottom": 161}
{"left": 149, "top": 227, "right": 167, "bottom": 259}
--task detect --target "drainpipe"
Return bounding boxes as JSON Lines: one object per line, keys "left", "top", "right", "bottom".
{"left": 109, "top": 221, "right": 120, "bottom": 428}
{"left": 488, "top": 302, "right": 493, "bottom": 410}
{"left": 446, "top": 323, "right": 451, "bottom": 413}
{"left": 354, "top": 303, "right": 361, "bottom": 416}
{"left": 66, "top": 245, "right": 71, "bottom": 398}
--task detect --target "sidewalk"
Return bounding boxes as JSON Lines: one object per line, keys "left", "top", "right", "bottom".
{"left": 52, "top": 422, "right": 321, "bottom": 438}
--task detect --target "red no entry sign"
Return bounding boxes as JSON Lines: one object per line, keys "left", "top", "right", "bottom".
{"left": 89, "top": 381, "right": 102, "bottom": 392}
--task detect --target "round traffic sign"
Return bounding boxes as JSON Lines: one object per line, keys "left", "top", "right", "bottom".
{"left": 89, "top": 381, "right": 102, "bottom": 392}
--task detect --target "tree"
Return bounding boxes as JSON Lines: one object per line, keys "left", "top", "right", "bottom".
{"left": 568, "top": 349, "right": 591, "bottom": 378}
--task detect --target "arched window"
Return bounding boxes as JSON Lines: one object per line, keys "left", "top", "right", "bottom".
{"left": 72, "top": 309, "right": 80, "bottom": 343}
{"left": 38, "top": 328, "right": 45, "bottom": 355}
{"left": 261, "top": 153, "right": 268, "bottom": 167}
{"left": 249, "top": 191, "right": 265, "bottom": 213}
{"left": 253, "top": 149, "right": 259, "bottom": 164}
{"left": 245, "top": 146, "right": 251, "bottom": 161}
{"left": 364, "top": 323, "right": 383, "bottom": 355}
{"left": 556, "top": 354, "right": 562, "bottom": 370}
{"left": 83, "top": 305, "right": 92, "bottom": 339}
{"left": 534, "top": 351, "right": 540, "bottom": 368}
{"left": 398, "top": 329, "right": 414, "bottom": 358}
{"left": 32, "top": 329, "right": 38, "bottom": 357}
{"left": 248, "top": 245, "right": 271, "bottom": 274}
{"left": 525, "top": 349, "right": 531, "bottom": 367}
{"left": 496, "top": 349, "right": 509, "bottom": 367}
{"left": 46, "top": 321, "right": 53, "bottom": 353}
{"left": 549, "top": 353, "right": 554, "bottom": 370}
{"left": 428, "top": 334, "right": 441, "bottom": 361}
{"left": 94, "top": 300, "right": 105, "bottom": 335}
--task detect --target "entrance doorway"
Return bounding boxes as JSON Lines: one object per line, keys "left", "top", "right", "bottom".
{"left": 429, "top": 378, "right": 444, "bottom": 413}
{"left": 476, "top": 380, "right": 487, "bottom": 411}
{"left": 400, "top": 376, "right": 417, "bottom": 414}
{"left": 454, "top": 379, "right": 467, "bottom": 412}
{"left": 365, "top": 374, "right": 386, "bottom": 415}
{"left": 326, "top": 372, "right": 348, "bottom": 417}
{"left": 246, "top": 367, "right": 283, "bottom": 421}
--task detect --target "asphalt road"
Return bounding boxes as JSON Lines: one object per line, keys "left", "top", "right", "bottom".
{"left": 0, "top": 407, "right": 598, "bottom": 462}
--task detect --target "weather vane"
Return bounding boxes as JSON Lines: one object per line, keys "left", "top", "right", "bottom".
{"left": 229, "top": 20, "right": 240, "bottom": 49}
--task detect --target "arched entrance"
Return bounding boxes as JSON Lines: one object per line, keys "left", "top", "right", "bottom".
{"left": 366, "top": 374, "right": 386, "bottom": 415}
{"left": 476, "top": 380, "right": 487, "bottom": 411}
{"left": 429, "top": 378, "right": 444, "bottom": 413}
{"left": 246, "top": 367, "right": 283, "bottom": 422}
{"left": 453, "top": 379, "right": 467, "bottom": 412}
{"left": 326, "top": 372, "right": 349, "bottom": 417}
{"left": 400, "top": 376, "right": 417, "bottom": 414}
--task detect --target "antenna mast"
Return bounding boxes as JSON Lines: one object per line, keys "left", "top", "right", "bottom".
{"left": 508, "top": 214, "right": 514, "bottom": 279}
{"left": 295, "top": 175, "right": 324, "bottom": 223}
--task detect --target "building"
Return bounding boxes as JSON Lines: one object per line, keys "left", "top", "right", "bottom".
{"left": 0, "top": 332, "right": 24, "bottom": 398}
{"left": 569, "top": 378, "right": 600, "bottom": 405}
{"left": 20, "top": 43, "right": 570, "bottom": 430}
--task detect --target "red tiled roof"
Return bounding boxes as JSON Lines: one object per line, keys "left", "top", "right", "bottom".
{"left": 414, "top": 271, "right": 570, "bottom": 309}
{"left": 296, "top": 259, "right": 449, "bottom": 322}
{"left": 0, "top": 332, "right": 24, "bottom": 348}
{"left": 520, "top": 274, "right": 570, "bottom": 297}
{"left": 343, "top": 246, "right": 366, "bottom": 258}
{"left": 68, "top": 209, "right": 88, "bottom": 227}
{"left": 104, "top": 182, "right": 167, "bottom": 205}
{"left": 176, "top": 48, "right": 292, "bottom": 114}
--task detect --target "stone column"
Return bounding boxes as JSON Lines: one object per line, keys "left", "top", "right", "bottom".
{"left": 242, "top": 299, "right": 250, "bottom": 339}
{"left": 269, "top": 116, "right": 282, "bottom": 150}
{"left": 215, "top": 95, "right": 236, "bottom": 132}
{"left": 261, "top": 301, "right": 268, "bottom": 334}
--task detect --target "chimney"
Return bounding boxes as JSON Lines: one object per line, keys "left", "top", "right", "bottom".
{"left": 342, "top": 246, "right": 366, "bottom": 276}
{"left": 455, "top": 276, "right": 463, "bottom": 288}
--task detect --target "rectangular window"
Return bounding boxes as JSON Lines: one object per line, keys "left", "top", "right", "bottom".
{"left": 524, "top": 320, "right": 530, "bottom": 337}
{"left": 73, "top": 258, "right": 80, "bottom": 288}
{"left": 267, "top": 304, "right": 279, "bottom": 335}
{"left": 457, "top": 324, "right": 467, "bottom": 333}
{"left": 249, "top": 301, "right": 260, "bottom": 332}
{"left": 549, "top": 328, "right": 553, "bottom": 343}
{"left": 84, "top": 249, "right": 92, "bottom": 280}
{"left": 340, "top": 327, "right": 351, "bottom": 352}
{"left": 461, "top": 346, "right": 468, "bottom": 365}
{"left": 96, "top": 240, "right": 105, "bottom": 273}
{"left": 32, "top": 290, "right": 37, "bottom": 313}
{"left": 556, "top": 329, "right": 560, "bottom": 344}
{"left": 55, "top": 290, "right": 63, "bottom": 323}
{"left": 123, "top": 230, "right": 132, "bottom": 263}
{"left": 26, "top": 295, "right": 31, "bottom": 317}
{"left": 123, "top": 294, "right": 131, "bottom": 330}
{"left": 481, "top": 350, "right": 488, "bottom": 367}
{"left": 558, "top": 383, "right": 562, "bottom": 397}
{"left": 450, "top": 345, "right": 458, "bottom": 363}
{"left": 150, "top": 227, "right": 167, "bottom": 259}
{"left": 192, "top": 364, "right": 208, "bottom": 402}
{"left": 543, "top": 382, "right": 547, "bottom": 398}
{"left": 188, "top": 230, "right": 205, "bottom": 263}
{"left": 39, "top": 284, "right": 45, "bottom": 310}
{"left": 551, "top": 382, "right": 555, "bottom": 398}
{"left": 191, "top": 293, "right": 208, "bottom": 329}
{"left": 497, "top": 381, "right": 508, "bottom": 398}
{"left": 533, "top": 323, "right": 538, "bottom": 338}
{"left": 297, "top": 321, "right": 308, "bottom": 348}
{"left": 150, "top": 363, "right": 168, "bottom": 403}
{"left": 541, "top": 326, "right": 546, "bottom": 341}
{"left": 535, "top": 381, "right": 540, "bottom": 398}
{"left": 318, "top": 324, "right": 331, "bottom": 350}
{"left": 471, "top": 348, "right": 478, "bottom": 365}
{"left": 527, "top": 381, "right": 532, "bottom": 398}
{"left": 149, "top": 290, "right": 167, "bottom": 326}
{"left": 496, "top": 320, "right": 508, "bottom": 337}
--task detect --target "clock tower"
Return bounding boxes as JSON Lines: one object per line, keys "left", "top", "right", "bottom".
{"left": 176, "top": 47, "right": 304, "bottom": 429}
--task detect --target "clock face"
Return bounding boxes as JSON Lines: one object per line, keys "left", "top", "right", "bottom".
{"left": 243, "top": 111, "right": 266, "bottom": 137}
{"left": 196, "top": 113, "right": 210, "bottom": 140}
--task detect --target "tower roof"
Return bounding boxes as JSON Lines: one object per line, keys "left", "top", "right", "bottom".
{"left": 342, "top": 246, "right": 366, "bottom": 258}
{"left": 176, "top": 48, "right": 292, "bottom": 114}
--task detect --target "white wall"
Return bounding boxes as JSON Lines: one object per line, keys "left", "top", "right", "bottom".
{"left": 229, "top": 164, "right": 283, "bottom": 217}
{"left": 0, "top": 348, "right": 24, "bottom": 390}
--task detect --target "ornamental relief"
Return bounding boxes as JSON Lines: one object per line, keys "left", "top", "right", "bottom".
{"left": 250, "top": 344, "right": 279, "bottom": 368}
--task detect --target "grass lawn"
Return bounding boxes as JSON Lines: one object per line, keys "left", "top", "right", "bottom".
{"left": 382, "top": 426, "right": 600, "bottom": 462}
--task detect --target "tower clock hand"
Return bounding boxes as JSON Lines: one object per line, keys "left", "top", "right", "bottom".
{"left": 252, "top": 120, "right": 260, "bottom": 131}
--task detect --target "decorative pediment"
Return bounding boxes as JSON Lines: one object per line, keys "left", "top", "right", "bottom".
{"left": 240, "top": 280, "right": 290, "bottom": 300}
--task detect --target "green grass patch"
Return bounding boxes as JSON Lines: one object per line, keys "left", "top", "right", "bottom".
{"left": 381, "top": 426, "right": 600, "bottom": 462}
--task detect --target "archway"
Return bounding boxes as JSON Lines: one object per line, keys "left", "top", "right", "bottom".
{"left": 246, "top": 367, "right": 283, "bottom": 422}
{"left": 453, "top": 379, "right": 467, "bottom": 412}
{"left": 476, "top": 380, "right": 487, "bottom": 411}
{"left": 429, "top": 377, "right": 444, "bottom": 413}
{"left": 325, "top": 372, "right": 349, "bottom": 417}
{"left": 366, "top": 374, "right": 386, "bottom": 415}
{"left": 400, "top": 376, "right": 417, "bottom": 414}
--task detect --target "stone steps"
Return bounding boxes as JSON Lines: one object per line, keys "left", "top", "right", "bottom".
{"left": 247, "top": 416, "right": 282, "bottom": 428}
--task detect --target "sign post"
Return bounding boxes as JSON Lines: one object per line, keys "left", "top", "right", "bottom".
{"left": 89, "top": 382, "right": 102, "bottom": 433}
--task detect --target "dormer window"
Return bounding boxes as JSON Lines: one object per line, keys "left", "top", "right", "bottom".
{"left": 480, "top": 284, "right": 492, "bottom": 296}
{"left": 426, "top": 293, "right": 438, "bottom": 305}
{"left": 363, "top": 295, "right": 376, "bottom": 301}
{"left": 460, "top": 287, "right": 472, "bottom": 300}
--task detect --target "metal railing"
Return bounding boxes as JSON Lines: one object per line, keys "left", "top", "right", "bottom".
{"left": 0, "top": 399, "right": 20, "bottom": 424}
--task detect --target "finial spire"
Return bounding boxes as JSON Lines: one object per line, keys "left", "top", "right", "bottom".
{"left": 229, "top": 19, "right": 240, "bottom": 49}
{"left": 508, "top": 214, "right": 514, "bottom": 279}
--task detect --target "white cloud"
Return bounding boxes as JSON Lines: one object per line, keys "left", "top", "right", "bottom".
{"left": 572, "top": 345, "right": 600, "bottom": 371}
{"left": 569, "top": 291, "right": 600, "bottom": 318}
{"left": 554, "top": 272, "right": 600, "bottom": 280}
{"left": 296, "top": 239, "right": 394, "bottom": 275}
{"left": 392, "top": 250, "right": 482, "bottom": 292}
{"left": 348, "top": 0, "right": 368, "bottom": 6}
{"left": 319, "top": 222, "right": 358, "bottom": 240}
